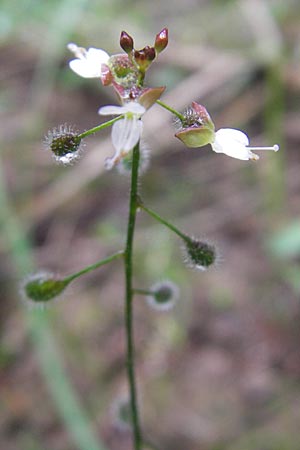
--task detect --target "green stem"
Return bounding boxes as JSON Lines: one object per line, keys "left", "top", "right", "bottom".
{"left": 156, "top": 99, "right": 185, "bottom": 121}
{"left": 78, "top": 116, "right": 122, "bottom": 139}
{"left": 139, "top": 201, "right": 188, "bottom": 241}
{"left": 65, "top": 251, "right": 124, "bottom": 283}
{"left": 124, "top": 142, "right": 143, "bottom": 450}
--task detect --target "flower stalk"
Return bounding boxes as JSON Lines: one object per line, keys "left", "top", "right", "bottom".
{"left": 78, "top": 116, "right": 123, "bottom": 139}
{"left": 138, "top": 200, "right": 188, "bottom": 241}
{"left": 64, "top": 251, "right": 124, "bottom": 283}
{"left": 156, "top": 99, "right": 185, "bottom": 121}
{"left": 124, "top": 142, "right": 143, "bottom": 450}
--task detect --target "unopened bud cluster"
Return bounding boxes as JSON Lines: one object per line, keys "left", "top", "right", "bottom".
{"left": 118, "top": 28, "right": 168, "bottom": 84}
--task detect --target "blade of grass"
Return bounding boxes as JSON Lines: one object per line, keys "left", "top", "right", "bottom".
{"left": 0, "top": 159, "right": 107, "bottom": 450}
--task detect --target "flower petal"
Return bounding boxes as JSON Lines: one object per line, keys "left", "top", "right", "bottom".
{"left": 98, "top": 105, "right": 126, "bottom": 116}
{"left": 211, "top": 140, "right": 251, "bottom": 160}
{"left": 211, "top": 128, "right": 251, "bottom": 160}
{"left": 215, "top": 128, "right": 249, "bottom": 146}
{"left": 69, "top": 47, "right": 109, "bottom": 78}
{"left": 111, "top": 117, "right": 143, "bottom": 152}
{"left": 124, "top": 118, "right": 143, "bottom": 151}
{"left": 123, "top": 102, "right": 146, "bottom": 115}
{"left": 69, "top": 59, "right": 102, "bottom": 78}
{"left": 86, "top": 48, "right": 109, "bottom": 65}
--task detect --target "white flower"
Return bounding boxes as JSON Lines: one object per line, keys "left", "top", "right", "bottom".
{"left": 67, "top": 43, "right": 109, "bottom": 78}
{"left": 211, "top": 128, "right": 279, "bottom": 161}
{"left": 98, "top": 102, "right": 146, "bottom": 169}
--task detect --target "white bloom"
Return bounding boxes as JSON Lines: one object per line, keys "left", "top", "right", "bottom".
{"left": 98, "top": 102, "right": 146, "bottom": 169}
{"left": 211, "top": 128, "right": 279, "bottom": 161}
{"left": 67, "top": 43, "right": 109, "bottom": 78}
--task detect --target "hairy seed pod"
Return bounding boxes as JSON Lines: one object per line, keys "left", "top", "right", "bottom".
{"left": 146, "top": 280, "right": 179, "bottom": 311}
{"left": 183, "top": 238, "right": 217, "bottom": 270}
{"left": 21, "top": 272, "right": 69, "bottom": 305}
{"left": 44, "top": 124, "right": 84, "bottom": 164}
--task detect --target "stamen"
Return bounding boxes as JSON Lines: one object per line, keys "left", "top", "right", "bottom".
{"left": 248, "top": 144, "right": 279, "bottom": 152}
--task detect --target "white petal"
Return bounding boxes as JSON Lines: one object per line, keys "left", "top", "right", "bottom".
{"left": 211, "top": 140, "right": 251, "bottom": 160}
{"left": 111, "top": 118, "right": 128, "bottom": 152}
{"left": 124, "top": 118, "right": 143, "bottom": 151}
{"left": 98, "top": 105, "right": 126, "bottom": 116}
{"left": 211, "top": 128, "right": 252, "bottom": 160}
{"left": 215, "top": 128, "right": 250, "bottom": 146}
{"left": 86, "top": 48, "right": 109, "bottom": 65}
{"left": 69, "top": 47, "right": 109, "bottom": 78}
{"left": 111, "top": 118, "right": 143, "bottom": 152}
{"left": 123, "top": 102, "right": 146, "bottom": 116}
{"left": 69, "top": 59, "right": 102, "bottom": 78}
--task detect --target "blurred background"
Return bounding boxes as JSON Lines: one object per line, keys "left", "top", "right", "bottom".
{"left": 1, "top": 0, "right": 300, "bottom": 449}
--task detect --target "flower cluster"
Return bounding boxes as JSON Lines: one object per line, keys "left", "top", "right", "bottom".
{"left": 67, "top": 30, "right": 168, "bottom": 169}
{"left": 43, "top": 30, "right": 280, "bottom": 170}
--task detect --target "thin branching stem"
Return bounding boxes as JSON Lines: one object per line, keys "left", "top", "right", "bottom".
{"left": 156, "top": 99, "right": 185, "bottom": 121}
{"left": 124, "top": 142, "right": 143, "bottom": 450}
{"left": 64, "top": 251, "right": 124, "bottom": 283}
{"left": 78, "top": 116, "right": 123, "bottom": 139}
{"left": 138, "top": 201, "right": 188, "bottom": 242}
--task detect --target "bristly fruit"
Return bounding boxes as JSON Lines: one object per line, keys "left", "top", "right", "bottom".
{"left": 146, "top": 280, "right": 179, "bottom": 311}
{"left": 44, "top": 124, "right": 83, "bottom": 164}
{"left": 21, "top": 272, "right": 69, "bottom": 305}
{"left": 183, "top": 238, "right": 217, "bottom": 270}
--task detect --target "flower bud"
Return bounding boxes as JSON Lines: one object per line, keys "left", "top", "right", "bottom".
{"left": 21, "top": 272, "right": 69, "bottom": 305}
{"left": 146, "top": 280, "right": 179, "bottom": 311}
{"left": 154, "top": 28, "right": 168, "bottom": 53}
{"left": 183, "top": 238, "right": 216, "bottom": 271}
{"left": 44, "top": 125, "right": 83, "bottom": 164}
{"left": 134, "top": 46, "right": 156, "bottom": 71}
{"left": 120, "top": 31, "right": 134, "bottom": 54}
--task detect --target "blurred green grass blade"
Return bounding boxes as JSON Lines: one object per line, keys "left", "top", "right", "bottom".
{"left": 29, "top": 310, "right": 106, "bottom": 450}
{"left": 0, "top": 161, "right": 107, "bottom": 450}
{"left": 267, "top": 220, "right": 300, "bottom": 259}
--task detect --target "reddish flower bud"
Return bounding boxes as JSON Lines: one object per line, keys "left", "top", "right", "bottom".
{"left": 134, "top": 46, "right": 156, "bottom": 71}
{"left": 120, "top": 31, "right": 134, "bottom": 54}
{"left": 143, "top": 46, "right": 156, "bottom": 61}
{"left": 154, "top": 28, "right": 168, "bottom": 53}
